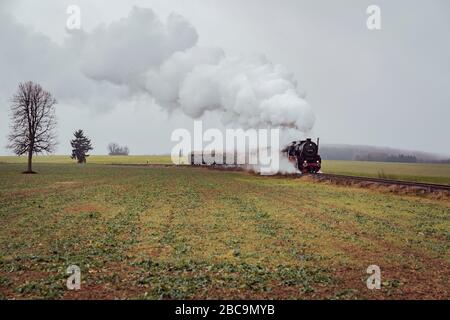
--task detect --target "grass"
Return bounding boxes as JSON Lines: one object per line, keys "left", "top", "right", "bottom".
{"left": 1, "top": 155, "right": 449, "bottom": 185}
{"left": 0, "top": 155, "right": 173, "bottom": 165}
{"left": 0, "top": 163, "right": 448, "bottom": 299}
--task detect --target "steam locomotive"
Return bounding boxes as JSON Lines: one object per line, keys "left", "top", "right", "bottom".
{"left": 282, "top": 138, "right": 322, "bottom": 173}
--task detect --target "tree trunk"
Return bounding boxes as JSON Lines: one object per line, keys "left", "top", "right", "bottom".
{"left": 27, "top": 148, "right": 33, "bottom": 173}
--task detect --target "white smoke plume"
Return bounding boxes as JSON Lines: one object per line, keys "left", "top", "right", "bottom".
{"left": 78, "top": 7, "right": 315, "bottom": 132}
{"left": 0, "top": 5, "right": 314, "bottom": 141}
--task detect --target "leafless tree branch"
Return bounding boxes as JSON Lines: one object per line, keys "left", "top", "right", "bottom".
{"left": 6, "top": 81, "right": 58, "bottom": 173}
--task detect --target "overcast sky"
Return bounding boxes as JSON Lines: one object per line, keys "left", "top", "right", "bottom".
{"left": 0, "top": 0, "right": 449, "bottom": 155}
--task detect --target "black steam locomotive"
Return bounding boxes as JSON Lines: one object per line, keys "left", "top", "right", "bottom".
{"left": 282, "top": 138, "right": 322, "bottom": 173}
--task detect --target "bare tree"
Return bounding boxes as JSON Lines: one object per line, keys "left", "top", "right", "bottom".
{"left": 7, "top": 81, "right": 57, "bottom": 173}
{"left": 107, "top": 142, "right": 119, "bottom": 155}
{"left": 107, "top": 143, "right": 129, "bottom": 156}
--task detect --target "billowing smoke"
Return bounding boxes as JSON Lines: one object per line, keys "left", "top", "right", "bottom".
{"left": 78, "top": 7, "right": 315, "bottom": 132}
{"left": 0, "top": 4, "right": 314, "bottom": 159}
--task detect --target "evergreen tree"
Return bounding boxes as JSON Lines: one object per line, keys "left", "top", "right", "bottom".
{"left": 70, "top": 130, "right": 93, "bottom": 163}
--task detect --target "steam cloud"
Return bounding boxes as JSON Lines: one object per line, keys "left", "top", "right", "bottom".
{"left": 78, "top": 7, "right": 315, "bottom": 131}
{"left": 0, "top": 6, "right": 314, "bottom": 132}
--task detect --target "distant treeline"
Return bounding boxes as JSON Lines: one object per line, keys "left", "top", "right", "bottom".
{"left": 354, "top": 153, "right": 417, "bottom": 163}
{"left": 320, "top": 145, "right": 450, "bottom": 163}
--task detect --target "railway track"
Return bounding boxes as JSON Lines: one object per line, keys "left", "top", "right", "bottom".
{"left": 311, "top": 173, "right": 450, "bottom": 192}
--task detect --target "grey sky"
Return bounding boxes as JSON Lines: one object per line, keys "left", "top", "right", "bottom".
{"left": 0, "top": 0, "right": 449, "bottom": 155}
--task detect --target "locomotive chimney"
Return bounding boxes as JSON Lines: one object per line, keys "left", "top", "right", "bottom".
{"left": 316, "top": 137, "right": 320, "bottom": 149}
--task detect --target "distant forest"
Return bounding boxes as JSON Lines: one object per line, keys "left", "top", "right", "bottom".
{"left": 354, "top": 153, "right": 418, "bottom": 163}
{"left": 320, "top": 144, "right": 450, "bottom": 163}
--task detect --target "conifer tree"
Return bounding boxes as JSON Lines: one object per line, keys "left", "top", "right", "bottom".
{"left": 70, "top": 130, "right": 93, "bottom": 163}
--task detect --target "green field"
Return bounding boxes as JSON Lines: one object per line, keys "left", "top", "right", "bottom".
{"left": 0, "top": 155, "right": 173, "bottom": 165}
{"left": 323, "top": 160, "right": 450, "bottom": 185}
{"left": 0, "top": 163, "right": 448, "bottom": 299}
{"left": 1, "top": 155, "right": 449, "bottom": 185}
